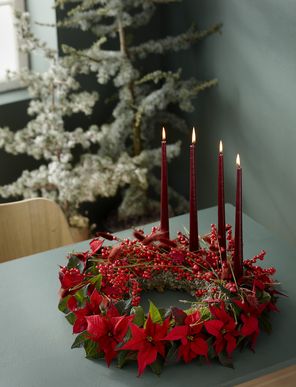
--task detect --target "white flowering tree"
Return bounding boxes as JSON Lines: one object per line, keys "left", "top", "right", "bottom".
{"left": 0, "top": 1, "right": 220, "bottom": 230}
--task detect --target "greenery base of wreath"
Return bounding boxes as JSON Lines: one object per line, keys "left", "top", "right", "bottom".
{"left": 58, "top": 224, "right": 281, "bottom": 376}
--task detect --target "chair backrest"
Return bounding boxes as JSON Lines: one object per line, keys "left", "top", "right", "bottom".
{"left": 0, "top": 198, "right": 74, "bottom": 262}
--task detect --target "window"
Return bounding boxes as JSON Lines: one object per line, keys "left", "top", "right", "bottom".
{"left": 0, "top": 0, "right": 57, "bottom": 103}
{"left": 0, "top": 0, "right": 27, "bottom": 93}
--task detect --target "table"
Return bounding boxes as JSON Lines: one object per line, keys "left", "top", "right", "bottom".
{"left": 0, "top": 204, "right": 295, "bottom": 387}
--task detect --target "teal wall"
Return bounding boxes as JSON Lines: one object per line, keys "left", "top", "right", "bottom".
{"left": 166, "top": 0, "right": 296, "bottom": 244}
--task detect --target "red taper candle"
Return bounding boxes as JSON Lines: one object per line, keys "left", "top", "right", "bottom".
{"left": 218, "top": 140, "right": 226, "bottom": 260}
{"left": 160, "top": 127, "right": 169, "bottom": 239}
{"left": 234, "top": 154, "right": 243, "bottom": 278}
{"left": 189, "top": 127, "right": 199, "bottom": 251}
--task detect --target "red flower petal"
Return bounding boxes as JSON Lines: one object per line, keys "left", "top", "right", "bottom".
{"left": 241, "top": 315, "right": 258, "bottom": 337}
{"left": 106, "top": 304, "right": 120, "bottom": 318}
{"left": 86, "top": 315, "right": 108, "bottom": 340}
{"left": 59, "top": 270, "right": 84, "bottom": 290}
{"left": 224, "top": 318, "right": 236, "bottom": 333}
{"left": 191, "top": 337, "right": 208, "bottom": 357}
{"left": 204, "top": 319, "right": 224, "bottom": 337}
{"left": 154, "top": 341, "right": 166, "bottom": 358}
{"left": 164, "top": 325, "right": 188, "bottom": 341}
{"left": 179, "top": 342, "right": 195, "bottom": 363}
{"left": 98, "top": 336, "right": 117, "bottom": 366}
{"left": 89, "top": 289, "right": 105, "bottom": 311}
{"left": 103, "top": 346, "right": 116, "bottom": 367}
{"left": 225, "top": 333, "right": 237, "bottom": 355}
{"left": 233, "top": 299, "right": 247, "bottom": 312}
{"left": 185, "top": 310, "right": 201, "bottom": 326}
{"left": 253, "top": 279, "right": 265, "bottom": 290}
{"left": 209, "top": 303, "right": 228, "bottom": 322}
{"left": 67, "top": 295, "right": 78, "bottom": 311}
{"left": 73, "top": 317, "right": 88, "bottom": 334}
{"left": 120, "top": 324, "right": 146, "bottom": 351}
{"left": 214, "top": 337, "right": 225, "bottom": 354}
{"left": 145, "top": 315, "right": 155, "bottom": 337}
{"left": 112, "top": 315, "right": 134, "bottom": 341}
{"left": 137, "top": 344, "right": 158, "bottom": 376}
{"left": 153, "top": 317, "right": 170, "bottom": 341}
{"left": 189, "top": 322, "right": 203, "bottom": 336}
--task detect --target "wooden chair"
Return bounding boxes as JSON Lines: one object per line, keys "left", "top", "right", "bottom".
{"left": 0, "top": 198, "right": 74, "bottom": 262}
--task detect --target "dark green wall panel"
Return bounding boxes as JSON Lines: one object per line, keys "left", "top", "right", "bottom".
{"left": 177, "top": 0, "right": 296, "bottom": 243}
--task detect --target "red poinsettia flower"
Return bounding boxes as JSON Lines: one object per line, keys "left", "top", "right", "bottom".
{"left": 72, "top": 303, "right": 91, "bottom": 333}
{"left": 164, "top": 310, "right": 208, "bottom": 363}
{"left": 204, "top": 302, "right": 239, "bottom": 356}
{"left": 86, "top": 312, "right": 133, "bottom": 366}
{"left": 119, "top": 315, "right": 170, "bottom": 376}
{"left": 234, "top": 300, "right": 267, "bottom": 348}
{"left": 59, "top": 267, "right": 84, "bottom": 291}
{"left": 68, "top": 289, "right": 114, "bottom": 334}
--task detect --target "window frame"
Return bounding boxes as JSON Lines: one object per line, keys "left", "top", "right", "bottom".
{"left": 0, "top": 0, "right": 29, "bottom": 93}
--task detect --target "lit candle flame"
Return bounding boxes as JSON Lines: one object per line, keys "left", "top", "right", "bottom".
{"left": 162, "top": 127, "right": 166, "bottom": 141}
{"left": 192, "top": 127, "right": 196, "bottom": 144}
{"left": 236, "top": 154, "right": 241, "bottom": 167}
{"left": 219, "top": 140, "right": 223, "bottom": 153}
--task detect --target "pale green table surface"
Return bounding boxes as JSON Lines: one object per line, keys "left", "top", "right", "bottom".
{"left": 0, "top": 204, "right": 295, "bottom": 387}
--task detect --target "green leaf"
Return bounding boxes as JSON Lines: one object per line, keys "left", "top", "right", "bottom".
{"left": 259, "top": 312, "right": 273, "bottom": 334}
{"left": 58, "top": 295, "right": 71, "bottom": 314}
{"left": 218, "top": 352, "right": 234, "bottom": 368}
{"left": 115, "top": 300, "right": 126, "bottom": 316}
{"left": 124, "top": 327, "right": 132, "bottom": 343}
{"left": 199, "top": 306, "right": 211, "bottom": 320}
{"left": 131, "top": 306, "right": 145, "bottom": 327}
{"left": 148, "top": 300, "right": 162, "bottom": 324}
{"left": 207, "top": 343, "right": 216, "bottom": 360}
{"left": 159, "top": 307, "right": 171, "bottom": 321}
{"left": 84, "top": 264, "right": 99, "bottom": 276}
{"left": 260, "top": 290, "right": 271, "bottom": 304}
{"left": 117, "top": 350, "right": 137, "bottom": 368}
{"left": 116, "top": 298, "right": 133, "bottom": 315}
{"left": 71, "top": 331, "right": 89, "bottom": 349}
{"left": 236, "top": 336, "right": 247, "bottom": 349}
{"left": 89, "top": 274, "right": 102, "bottom": 291}
{"left": 74, "top": 287, "right": 88, "bottom": 306}
{"left": 165, "top": 342, "right": 179, "bottom": 365}
{"left": 65, "top": 312, "right": 76, "bottom": 325}
{"left": 67, "top": 255, "right": 83, "bottom": 272}
{"left": 84, "top": 339, "right": 99, "bottom": 359}
{"left": 117, "top": 350, "right": 129, "bottom": 368}
{"left": 150, "top": 356, "right": 163, "bottom": 376}
{"left": 230, "top": 301, "right": 241, "bottom": 317}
